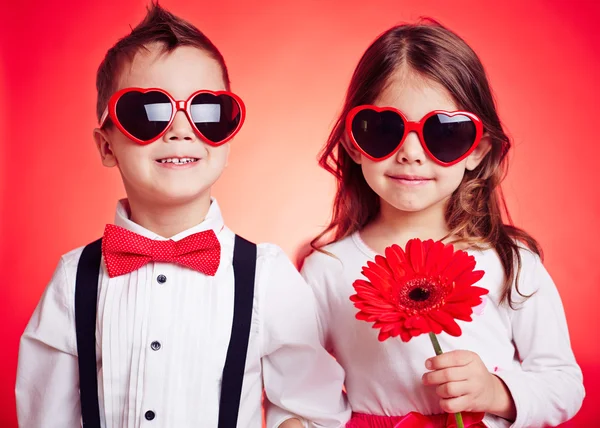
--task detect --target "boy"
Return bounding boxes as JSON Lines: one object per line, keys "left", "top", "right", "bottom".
{"left": 15, "top": 4, "right": 349, "bottom": 427}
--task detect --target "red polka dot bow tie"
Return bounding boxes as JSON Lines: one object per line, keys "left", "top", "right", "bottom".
{"left": 101, "top": 224, "right": 221, "bottom": 278}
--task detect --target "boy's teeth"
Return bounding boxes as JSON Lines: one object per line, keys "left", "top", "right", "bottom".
{"left": 159, "top": 158, "right": 198, "bottom": 164}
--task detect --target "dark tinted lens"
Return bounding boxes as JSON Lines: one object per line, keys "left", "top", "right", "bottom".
{"left": 422, "top": 114, "right": 476, "bottom": 163}
{"left": 351, "top": 109, "right": 405, "bottom": 159}
{"left": 190, "top": 93, "right": 241, "bottom": 143}
{"left": 115, "top": 91, "right": 172, "bottom": 141}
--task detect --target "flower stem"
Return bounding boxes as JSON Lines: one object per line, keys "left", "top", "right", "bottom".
{"left": 454, "top": 412, "right": 464, "bottom": 427}
{"left": 428, "top": 333, "right": 464, "bottom": 428}
{"left": 428, "top": 332, "right": 443, "bottom": 355}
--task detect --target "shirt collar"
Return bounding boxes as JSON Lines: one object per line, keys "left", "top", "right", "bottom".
{"left": 113, "top": 198, "right": 225, "bottom": 241}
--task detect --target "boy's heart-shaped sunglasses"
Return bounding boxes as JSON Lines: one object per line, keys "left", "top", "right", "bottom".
{"left": 100, "top": 87, "right": 245, "bottom": 145}
{"left": 345, "top": 106, "right": 483, "bottom": 166}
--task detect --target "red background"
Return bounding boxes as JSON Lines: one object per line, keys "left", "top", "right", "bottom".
{"left": 1, "top": 1, "right": 599, "bottom": 426}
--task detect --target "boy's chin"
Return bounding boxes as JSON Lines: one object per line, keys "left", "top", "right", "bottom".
{"left": 141, "top": 186, "right": 213, "bottom": 206}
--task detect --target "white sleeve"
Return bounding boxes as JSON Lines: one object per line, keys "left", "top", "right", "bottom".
{"left": 494, "top": 252, "right": 584, "bottom": 427}
{"left": 260, "top": 247, "right": 350, "bottom": 428}
{"left": 299, "top": 251, "right": 343, "bottom": 355}
{"left": 16, "top": 257, "right": 82, "bottom": 428}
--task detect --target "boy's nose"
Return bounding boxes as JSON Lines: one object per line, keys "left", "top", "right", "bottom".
{"left": 164, "top": 111, "right": 196, "bottom": 141}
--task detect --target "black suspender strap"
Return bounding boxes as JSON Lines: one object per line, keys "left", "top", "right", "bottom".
{"left": 75, "top": 238, "right": 103, "bottom": 428}
{"left": 218, "top": 235, "right": 257, "bottom": 428}
{"left": 75, "top": 235, "right": 257, "bottom": 428}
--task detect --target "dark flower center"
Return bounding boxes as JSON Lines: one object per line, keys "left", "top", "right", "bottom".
{"left": 408, "top": 287, "right": 430, "bottom": 301}
{"left": 396, "top": 276, "right": 452, "bottom": 314}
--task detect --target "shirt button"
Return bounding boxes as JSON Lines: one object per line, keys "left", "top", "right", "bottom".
{"left": 145, "top": 410, "right": 155, "bottom": 421}
{"left": 150, "top": 341, "right": 161, "bottom": 351}
{"left": 157, "top": 274, "right": 167, "bottom": 284}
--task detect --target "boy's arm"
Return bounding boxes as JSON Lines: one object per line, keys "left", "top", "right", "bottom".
{"left": 16, "top": 257, "right": 82, "bottom": 428}
{"left": 259, "top": 247, "right": 350, "bottom": 428}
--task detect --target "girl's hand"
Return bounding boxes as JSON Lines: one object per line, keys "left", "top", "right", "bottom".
{"left": 422, "top": 350, "right": 516, "bottom": 421}
{"left": 279, "top": 418, "right": 304, "bottom": 428}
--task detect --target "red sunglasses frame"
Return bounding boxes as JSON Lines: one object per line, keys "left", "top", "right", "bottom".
{"left": 345, "top": 105, "right": 484, "bottom": 166}
{"left": 99, "top": 87, "right": 246, "bottom": 146}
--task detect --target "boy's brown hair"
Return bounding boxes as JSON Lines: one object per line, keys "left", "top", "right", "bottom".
{"left": 96, "top": 2, "right": 230, "bottom": 122}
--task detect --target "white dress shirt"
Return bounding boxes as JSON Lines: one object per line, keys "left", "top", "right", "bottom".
{"left": 301, "top": 232, "right": 584, "bottom": 428}
{"left": 16, "top": 199, "right": 350, "bottom": 428}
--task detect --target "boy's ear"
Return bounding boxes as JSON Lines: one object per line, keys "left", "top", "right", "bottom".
{"left": 465, "top": 134, "right": 492, "bottom": 171}
{"left": 93, "top": 128, "right": 118, "bottom": 167}
{"left": 341, "top": 135, "right": 363, "bottom": 164}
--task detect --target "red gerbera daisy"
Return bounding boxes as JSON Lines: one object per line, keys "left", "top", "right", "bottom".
{"left": 350, "top": 238, "right": 488, "bottom": 342}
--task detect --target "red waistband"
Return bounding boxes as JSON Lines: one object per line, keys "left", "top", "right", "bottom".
{"left": 346, "top": 411, "right": 486, "bottom": 428}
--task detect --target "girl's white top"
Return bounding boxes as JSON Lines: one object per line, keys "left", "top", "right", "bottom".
{"left": 301, "top": 232, "right": 584, "bottom": 428}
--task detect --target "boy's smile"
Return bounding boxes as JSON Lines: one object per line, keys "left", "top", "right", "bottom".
{"left": 156, "top": 157, "right": 200, "bottom": 167}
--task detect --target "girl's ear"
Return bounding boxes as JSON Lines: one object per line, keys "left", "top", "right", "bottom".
{"left": 465, "top": 134, "right": 492, "bottom": 171}
{"left": 341, "top": 135, "right": 363, "bottom": 164}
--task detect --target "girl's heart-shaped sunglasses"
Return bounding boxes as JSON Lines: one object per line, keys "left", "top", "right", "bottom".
{"left": 346, "top": 105, "right": 483, "bottom": 166}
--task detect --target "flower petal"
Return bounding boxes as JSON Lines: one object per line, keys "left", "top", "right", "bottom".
{"left": 435, "top": 244, "right": 456, "bottom": 273}
{"left": 405, "top": 315, "right": 430, "bottom": 332}
{"left": 377, "top": 312, "right": 405, "bottom": 322}
{"left": 378, "top": 330, "right": 392, "bottom": 341}
{"left": 442, "top": 251, "right": 477, "bottom": 282}
{"left": 447, "top": 286, "right": 489, "bottom": 304}
{"left": 429, "top": 310, "right": 463, "bottom": 336}
{"left": 406, "top": 239, "right": 425, "bottom": 273}
{"left": 423, "top": 240, "right": 446, "bottom": 275}
{"left": 424, "top": 315, "right": 444, "bottom": 335}
{"left": 400, "top": 330, "right": 412, "bottom": 342}
{"left": 385, "top": 244, "right": 411, "bottom": 280}
{"left": 362, "top": 264, "right": 395, "bottom": 293}
{"left": 351, "top": 286, "right": 389, "bottom": 303}
{"left": 442, "top": 303, "right": 474, "bottom": 321}
{"left": 453, "top": 269, "right": 485, "bottom": 289}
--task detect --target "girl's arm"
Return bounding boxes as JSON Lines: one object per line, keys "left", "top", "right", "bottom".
{"left": 279, "top": 418, "right": 305, "bottom": 428}
{"left": 492, "top": 251, "right": 585, "bottom": 427}
{"left": 264, "top": 401, "right": 308, "bottom": 428}
{"left": 422, "top": 250, "right": 584, "bottom": 427}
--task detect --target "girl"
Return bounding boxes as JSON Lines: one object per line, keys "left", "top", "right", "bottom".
{"left": 301, "top": 20, "right": 584, "bottom": 428}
